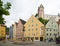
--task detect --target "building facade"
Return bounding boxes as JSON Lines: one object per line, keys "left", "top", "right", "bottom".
{"left": 0, "top": 24, "right": 6, "bottom": 39}
{"left": 13, "top": 19, "right": 26, "bottom": 41}
{"left": 57, "top": 19, "right": 60, "bottom": 36}
{"left": 13, "top": 23, "right": 17, "bottom": 41}
{"left": 38, "top": 4, "right": 44, "bottom": 18}
{"left": 9, "top": 25, "right": 13, "bottom": 40}
{"left": 45, "top": 17, "right": 59, "bottom": 41}
{"left": 24, "top": 15, "right": 45, "bottom": 41}
{"left": 16, "top": 19, "right": 26, "bottom": 41}
{"left": 38, "top": 4, "right": 60, "bottom": 21}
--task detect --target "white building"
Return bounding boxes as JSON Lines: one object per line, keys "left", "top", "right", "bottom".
{"left": 45, "top": 17, "right": 59, "bottom": 41}
{"left": 38, "top": 4, "right": 60, "bottom": 21}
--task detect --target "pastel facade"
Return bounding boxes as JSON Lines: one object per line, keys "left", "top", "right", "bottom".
{"left": 9, "top": 25, "right": 13, "bottom": 40}
{"left": 24, "top": 15, "right": 45, "bottom": 41}
{"left": 57, "top": 19, "right": 60, "bottom": 36}
{"left": 0, "top": 24, "right": 6, "bottom": 39}
{"left": 13, "top": 19, "right": 26, "bottom": 41}
{"left": 45, "top": 17, "right": 59, "bottom": 41}
{"left": 16, "top": 19, "right": 26, "bottom": 41}
{"left": 13, "top": 23, "right": 17, "bottom": 41}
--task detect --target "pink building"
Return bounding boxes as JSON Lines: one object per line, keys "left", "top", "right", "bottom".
{"left": 57, "top": 19, "right": 60, "bottom": 36}
{"left": 13, "top": 19, "right": 26, "bottom": 41}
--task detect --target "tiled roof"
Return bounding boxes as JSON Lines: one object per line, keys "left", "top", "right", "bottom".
{"left": 20, "top": 19, "right": 26, "bottom": 25}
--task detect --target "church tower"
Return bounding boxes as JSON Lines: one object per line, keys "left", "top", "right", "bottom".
{"left": 38, "top": 4, "right": 44, "bottom": 19}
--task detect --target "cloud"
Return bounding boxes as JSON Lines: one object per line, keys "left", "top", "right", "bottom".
{"left": 3, "top": 0, "right": 60, "bottom": 27}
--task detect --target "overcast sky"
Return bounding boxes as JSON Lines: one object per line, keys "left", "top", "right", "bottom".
{"left": 3, "top": 0, "right": 60, "bottom": 27}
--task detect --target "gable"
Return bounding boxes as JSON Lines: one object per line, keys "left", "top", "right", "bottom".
{"left": 18, "top": 20, "right": 23, "bottom": 26}
{"left": 24, "top": 15, "right": 44, "bottom": 27}
{"left": 46, "top": 17, "right": 58, "bottom": 29}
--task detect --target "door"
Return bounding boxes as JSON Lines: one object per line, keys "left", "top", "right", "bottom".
{"left": 40, "top": 37, "right": 43, "bottom": 41}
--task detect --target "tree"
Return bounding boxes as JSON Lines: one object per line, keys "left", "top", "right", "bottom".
{"left": 35, "top": 13, "right": 38, "bottom": 17}
{"left": 38, "top": 18, "right": 48, "bottom": 25}
{"left": 35, "top": 13, "right": 49, "bottom": 25}
{"left": 0, "top": 0, "right": 11, "bottom": 24}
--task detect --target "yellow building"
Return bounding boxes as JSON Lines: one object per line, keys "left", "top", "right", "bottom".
{"left": 0, "top": 24, "right": 6, "bottom": 39}
{"left": 24, "top": 15, "right": 45, "bottom": 41}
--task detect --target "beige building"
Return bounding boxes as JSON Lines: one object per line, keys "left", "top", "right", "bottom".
{"left": 13, "top": 23, "right": 17, "bottom": 41}
{"left": 24, "top": 15, "right": 45, "bottom": 41}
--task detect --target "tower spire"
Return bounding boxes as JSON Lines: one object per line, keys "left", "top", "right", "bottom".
{"left": 40, "top": 4, "right": 44, "bottom": 8}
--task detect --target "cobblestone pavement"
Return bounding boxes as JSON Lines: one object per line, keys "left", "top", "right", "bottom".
{"left": 0, "top": 40, "right": 60, "bottom": 46}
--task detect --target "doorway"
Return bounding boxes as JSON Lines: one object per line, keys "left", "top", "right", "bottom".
{"left": 40, "top": 37, "right": 43, "bottom": 41}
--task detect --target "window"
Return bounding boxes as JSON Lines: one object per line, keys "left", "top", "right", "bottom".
{"left": 58, "top": 32, "right": 59, "bottom": 35}
{"left": 47, "top": 29, "right": 48, "bottom": 31}
{"left": 36, "top": 24, "right": 38, "bottom": 26}
{"left": 32, "top": 24, "right": 34, "bottom": 27}
{"left": 32, "top": 28, "right": 34, "bottom": 31}
{"left": 32, "top": 20, "right": 34, "bottom": 22}
{"left": 47, "top": 33, "right": 48, "bottom": 36}
{"left": 54, "top": 29, "right": 55, "bottom": 31}
{"left": 55, "top": 25, "right": 56, "bottom": 27}
{"left": 54, "top": 33, "right": 57, "bottom": 36}
{"left": 50, "top": 33, "right": 51, "bottom": 36}
{"left": 29, "top": 25, "right": 30, "bottom": 27}
{"left": 33, "top": 34, "right": 35, "bottom": 36}
{"left": 52, "top": 25, "right": 53, "bottom": 27}
{"left": 52, "top": 22, "right": 53, "bottom": 24}
{"left": 28, "top": 29, "right": 30, "bottom": 31}
{"left": 47, "top": 38, "right": 48, "bottom": 40}
{"left": 50, "top": 29, "right": 51, "bottom": 31}
{"left": 36, "top": 28, "right": 38, "bottom": 31}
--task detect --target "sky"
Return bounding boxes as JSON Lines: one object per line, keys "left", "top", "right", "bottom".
{"left": 3, "top": 0, "right": 60, "bottom": 27}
